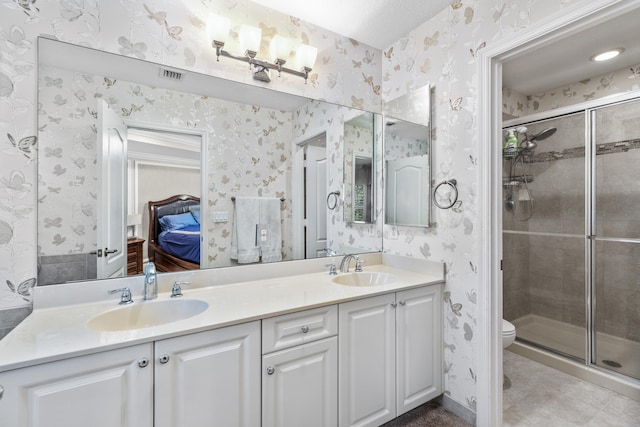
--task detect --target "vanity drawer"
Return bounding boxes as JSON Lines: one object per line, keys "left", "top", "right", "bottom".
{"left": 262, "top": 305, "right": 337, "bottom": 354}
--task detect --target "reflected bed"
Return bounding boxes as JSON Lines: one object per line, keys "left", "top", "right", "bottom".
{"left": 148, "top": 194, "right": 200, "bottom": 272}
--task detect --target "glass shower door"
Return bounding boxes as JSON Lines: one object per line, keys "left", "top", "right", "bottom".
{"left": 592, "top": 99, "right": 640, "bottom": 380}
{"left": 502, "top": 113, "right": 587, "bottom": 361}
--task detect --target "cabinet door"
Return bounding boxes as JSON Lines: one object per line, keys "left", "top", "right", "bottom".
{"left": 262, "top": 336, "right": 337, "bottom": 427}
{"left": 154, "top": 321, "right": 260, "bottom": 427}
{"left": 396, "top": 285, "right": 443, "bottom": 415}
{"left": 0, "top": 344, "right": 153, "bottom": 427}
{"left": 338, "top": 293, "right": 396, "bottom": 427}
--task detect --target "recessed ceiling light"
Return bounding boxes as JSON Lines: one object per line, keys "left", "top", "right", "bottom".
{"left": 590, "top": 48, "right": 624, "bottom": 62}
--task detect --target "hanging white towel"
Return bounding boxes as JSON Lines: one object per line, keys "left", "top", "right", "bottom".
{"left": 231, "top": 197, "right": 260, "bottom": 264}
{"left": 259, "top": 197, "right": 282, "bottom": 263}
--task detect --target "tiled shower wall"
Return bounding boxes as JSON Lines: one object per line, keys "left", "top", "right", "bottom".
{"left": 503, "top": 100, "right": 640, "bottom": 343}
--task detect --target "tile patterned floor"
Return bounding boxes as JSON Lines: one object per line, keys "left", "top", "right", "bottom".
{"left": 503, "top": 350, "right": 640, "bottom": 426}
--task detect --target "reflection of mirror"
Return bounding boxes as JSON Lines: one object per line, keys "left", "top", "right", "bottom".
{"left": 343, "top": 113, "right": 376, "bottom": 224}
{"left": 383, "top": 85, "right": 433, "bottom": 227}
{"left": 36, "top": 37, "right": 382, "bottom": 285}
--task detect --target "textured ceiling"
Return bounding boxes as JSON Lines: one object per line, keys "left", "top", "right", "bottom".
{"left": 250, "top": 0, "right": 454, "bottom": 49}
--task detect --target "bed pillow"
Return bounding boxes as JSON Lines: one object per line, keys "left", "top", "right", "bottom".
{"left": 159, "top": 212, "right": 198, "bottom": 232}
{"left": 189, "top": 205, "right": 201, "bottom": 224}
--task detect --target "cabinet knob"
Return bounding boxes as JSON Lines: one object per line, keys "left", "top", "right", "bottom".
{"left": 300, "top": 325, "right": 309, "bottom": 333}
{"left": 0, "top": 384, "right": 4, "bottom": 399}
{"left": 266, "top": 366, "right": 275, "bottom": 375}
{"left": 399, "top": 300, "right": 406, "bottom": 306}
{"left": 159, "top": 354, "right": 170, "bottom": 364}
{"left": 138, "top": 358, "right": 149, "bottom": 368}
{"left": 390, "top": 302, "right": 397, "bottom": 308}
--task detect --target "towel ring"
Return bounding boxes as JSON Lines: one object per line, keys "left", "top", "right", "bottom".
{"left": 433, "top": 179, "right": 459, "bottom": 210}
{"left": 326, "top": 191, "right": 341, "bottom": 210}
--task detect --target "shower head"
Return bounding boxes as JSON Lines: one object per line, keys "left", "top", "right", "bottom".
{"left": 530, "top": 127, "right": 556, "bottom": 141}
{"left": 519, "top": 127, "right": 556, "bottom": 153}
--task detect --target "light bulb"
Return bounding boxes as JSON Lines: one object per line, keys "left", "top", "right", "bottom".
{"left": 269, "top": 35, "right": 291, "bottom": 64}
{"left": 239, "top": 25, "right": 262, "bottom": 56}
{"left": 206, "top": 13, "right": 230, "bottom": 46}
{"left": 296, "top": 43, "right": 317, "bottom": 71}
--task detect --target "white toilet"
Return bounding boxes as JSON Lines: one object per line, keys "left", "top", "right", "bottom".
{"left": 502, "top": 319, "right": 516, "bottom": 348}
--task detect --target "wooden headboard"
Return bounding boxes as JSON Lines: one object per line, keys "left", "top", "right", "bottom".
{"left": 147, "top": 194, "right": 200, "bottom": 272}
{"left": 148, "top": 194, "right": 200, "bottom": 245}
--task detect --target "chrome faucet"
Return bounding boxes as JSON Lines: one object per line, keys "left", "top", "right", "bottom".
{"left": 323, "top": 248, "right": 337, "bottom": 257}
{"left": 339, "top": 254, "right": 360, "bottom": 273}
{"left": 143, "top": 262, "right": 157, "bottom": 300}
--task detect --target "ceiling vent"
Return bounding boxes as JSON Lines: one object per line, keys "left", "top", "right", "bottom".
{"left": 159, "top": 67, "right": 184, "bottom": 81}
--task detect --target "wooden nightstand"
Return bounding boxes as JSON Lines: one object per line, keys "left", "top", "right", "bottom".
{"left": 127, "top": 237, "right": 145, "bottom": 275}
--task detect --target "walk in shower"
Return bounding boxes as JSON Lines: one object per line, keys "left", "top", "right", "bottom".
{"left": 502, "top": 95, "right": 640, "bottom": 385}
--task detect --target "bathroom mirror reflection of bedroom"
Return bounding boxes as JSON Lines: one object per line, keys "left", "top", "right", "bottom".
{"left": 36, "top": 37, "right": 383, "bottom": 285}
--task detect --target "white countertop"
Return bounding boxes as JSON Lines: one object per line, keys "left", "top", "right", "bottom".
{"left": 0, "top": 254, "right": 444, "bottom": 372}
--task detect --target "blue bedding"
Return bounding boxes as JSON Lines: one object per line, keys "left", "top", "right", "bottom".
{"left": 158, "top": 223, "right": 200, "bottom": 264}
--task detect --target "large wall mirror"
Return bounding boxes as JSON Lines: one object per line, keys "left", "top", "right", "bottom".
{"left": 383, "top": 84, "right": 433, "bottom": 227}
{"left": 36, "top": 37, "right": 382, "bottom": 285}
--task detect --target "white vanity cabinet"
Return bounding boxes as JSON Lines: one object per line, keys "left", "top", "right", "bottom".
{"left": 338, "top": 284, "right": 442, "bottom": 427}
{"left": 262, "top": 305, "right": 338, "bottom": 427}
{"left": 0, "top": 344, "right": 154, "bottom": 427}
{"left": 0, "top": 322, "right": 261, "bottom": 427}
{"left": 154, "top": 321, "right": 260, "bottom": 427}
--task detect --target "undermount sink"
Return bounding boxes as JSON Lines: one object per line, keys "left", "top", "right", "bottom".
{"left": 87, "top": 298, "right": 209, "bottom": 332}
{"left": 332, "top": 272, "right": 398, "bottom": 287}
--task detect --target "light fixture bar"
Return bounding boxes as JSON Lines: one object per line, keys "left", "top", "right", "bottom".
{"left": 213, "top": 46, "right": 312, "bottom": 83}
{"left": 207, "top": 13, "right": 315, "bottom": 84}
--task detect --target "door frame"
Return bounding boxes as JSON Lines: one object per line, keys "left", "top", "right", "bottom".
{"left": 291, "top": 127, "right": 327, "bottom": 260}
{"left": 477, "top": 1, "right": 637, "bottom": 425}
{"left": 124, "top": 120, "right": 208, "bottom": 266}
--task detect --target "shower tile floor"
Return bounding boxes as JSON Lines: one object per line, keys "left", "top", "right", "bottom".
{"left": 503, "top": 350, "right": 640, "bottom": 426}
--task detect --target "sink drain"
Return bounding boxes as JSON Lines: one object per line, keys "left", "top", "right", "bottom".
{"left": 602, "top": 359, "right": 622, "bottom": 368}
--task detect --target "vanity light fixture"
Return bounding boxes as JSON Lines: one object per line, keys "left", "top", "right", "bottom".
{"left": 590, "top": 48, "right": 624, "bottom": 62}
{"left": 206, "top": 13, "right": 317, "bottom": 84}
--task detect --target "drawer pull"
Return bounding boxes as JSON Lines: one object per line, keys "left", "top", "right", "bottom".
{"left": 0, "top": 385, "right": 3, "bottom": 399}
{"left": 159, "top": 354, "right": 170, "bottom": 364}
{"left": 266, "top": 366, "right": 275, "bottom": 375}
{"left": 138, "top": 358, "right": 149, "bottom": 368}
{"left": 300, "top": 325, "right": 309, "bottom": 333}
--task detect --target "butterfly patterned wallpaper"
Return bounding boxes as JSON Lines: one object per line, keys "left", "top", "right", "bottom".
{"left": 292, "top": 100, "right": 384, "bottom": 254}
{"left": 38, "top": 63, "right": 295, "bottom": 266}
{"left": 503, "top": 61, "right": 640, "bottom": 118}
{"left": 0, "top": 1, "right": 381, "bottom": 311}
{"left": 0, "top": 0, "right": 615, "bottom": 416}
{"left": 380, "top": 0, "right": 594, "bottom": 413}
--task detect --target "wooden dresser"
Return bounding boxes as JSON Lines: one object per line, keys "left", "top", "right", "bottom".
{"left": 127, "top": 238, "right": 145, "bottom": 275}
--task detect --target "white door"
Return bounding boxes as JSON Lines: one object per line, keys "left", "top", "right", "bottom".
{"left": 0, "top": 344, "right": 153, "bottom": 427}
{"left": 97, "top": 100, "right": 127, "bottom": 278}
{"left": 385, "top": 155, "right": 430, "bottom": 226}
{"left": 262, "top": 337, "right": 338, "bottom": 427}
{"left": 396, "top": 285, "right": 443, "bottom": 415}
{"left": 305, "top": 145, "right": 328, "bottom": 258}
{"left": 154, "top": 321, "right": 261, "bottom": 427}
{"left": 338, "top": 294, "right": 396, "bottom": 427}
